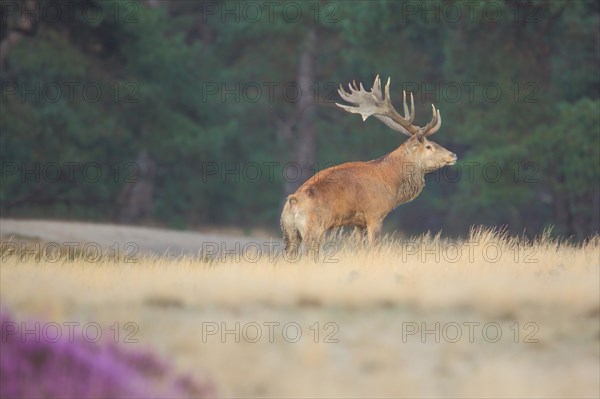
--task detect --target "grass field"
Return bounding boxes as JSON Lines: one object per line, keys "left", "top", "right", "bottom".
{"left": 1, "top": 226, "right": 599, "bottom": 398}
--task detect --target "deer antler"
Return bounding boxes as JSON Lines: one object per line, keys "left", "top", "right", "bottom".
{"left": 336, "top": 75, "right": 442, "bottom": 137}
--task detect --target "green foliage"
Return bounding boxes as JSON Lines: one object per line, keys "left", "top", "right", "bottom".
{"left": 524, "top": 98, "right": 600, "bottom": 236}
{"left": 1, "top": 0, "right": 598, "bottom": 238}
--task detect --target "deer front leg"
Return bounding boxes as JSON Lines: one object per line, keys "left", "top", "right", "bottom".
{"left": 366, "top": 222, "right": 382, "bottom": 246}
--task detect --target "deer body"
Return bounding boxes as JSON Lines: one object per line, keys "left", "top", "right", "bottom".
{"left": 281, "top": 75, "right": 457, "bottom": 257}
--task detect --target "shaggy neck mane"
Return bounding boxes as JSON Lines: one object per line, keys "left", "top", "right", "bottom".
{"left": 378, "top": 143, "right": 426, "bottom": 205}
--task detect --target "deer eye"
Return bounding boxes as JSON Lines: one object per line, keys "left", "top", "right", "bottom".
{"left": 425, "top": 145, "right": 432, "bottom": 149}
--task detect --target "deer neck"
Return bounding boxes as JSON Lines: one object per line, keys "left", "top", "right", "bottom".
{"left": 381, "top": 147, "right": 426, "bottom": 205}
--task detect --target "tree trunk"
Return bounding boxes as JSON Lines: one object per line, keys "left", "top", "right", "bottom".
{"left": 553, "top": 192, "right": 574, "bottom": 237}
{"left": 284, "top": 27, "right": 318, "bottom": 195}
{"left": 0, "top": 0, "right": 36, "bottom": 67}
{"left": 116, "top": 149, "right": 156, "bottom": 223}
{"left": 592, "top": 188, "right": 600, "bottom": 235}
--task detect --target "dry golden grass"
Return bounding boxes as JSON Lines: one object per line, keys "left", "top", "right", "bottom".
{"left": 1, "top": 227, "right": 599, "bottom": 398}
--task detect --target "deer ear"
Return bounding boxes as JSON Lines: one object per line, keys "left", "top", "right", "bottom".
{"left": 407, "top": 139, "right": 420, "bottom": 152}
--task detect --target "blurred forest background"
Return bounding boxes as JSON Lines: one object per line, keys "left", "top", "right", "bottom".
{"left": 1, "top": 0, "right": 598, "bottom": 240}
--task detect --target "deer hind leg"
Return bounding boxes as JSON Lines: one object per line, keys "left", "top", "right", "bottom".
{"left": 280, "top": 199, "right": 302, "bottom": 259}
{"left": 302, "top": 221, "right": 326, "bottom": 262}
{"left": 283, "top": 228, "right": 301, "bottom": 259}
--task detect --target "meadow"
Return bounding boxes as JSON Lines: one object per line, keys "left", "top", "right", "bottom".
{"left": 1, "top": 227, "right": 599, "bottom": 398}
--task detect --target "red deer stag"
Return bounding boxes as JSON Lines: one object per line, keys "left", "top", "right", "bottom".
{"left": 280, "top": 75, "right": 457, "bottom": 257}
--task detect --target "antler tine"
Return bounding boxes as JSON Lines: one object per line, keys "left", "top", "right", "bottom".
{"left": 420, "top": 104, "right": 442, "bottom": 136}
{"left": 425, "top": 109, "right": 442, "bottom": 136}
{"left": 337, "top": 84, "right": 352, "bottom": 102}
{"left": 372, "top": 74, "right": 381, "bottom": 98}
{"left": 402, "top": 90, "right": 415, "bottom": 123}
{"left": 401, "top": 90, "right": 415, "bottom": 122}
{"left": 429, "top": 104, "right": 438, "bottom": 128}
{"left": 383, "top": 77, "right": 391, "bottom": 104}
{"left": 336, "top": 74, "right": 440, "bottom": 136}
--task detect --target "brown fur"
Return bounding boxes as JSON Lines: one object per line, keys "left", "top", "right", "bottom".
{"left": 281, "top": 135, "right": 456, "bottom": 257}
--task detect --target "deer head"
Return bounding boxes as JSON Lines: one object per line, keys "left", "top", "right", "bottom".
{"left": 336, "top": 75, "right": 457, "bottom": 172}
